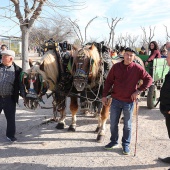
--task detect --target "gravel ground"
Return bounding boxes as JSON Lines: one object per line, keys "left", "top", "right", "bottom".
{"left": 0, "top": 57, "right": 169, "bottom": 170}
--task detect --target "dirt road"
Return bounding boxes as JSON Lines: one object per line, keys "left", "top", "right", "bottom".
{"left": 0, "top": 57, "right": 169, "bottom": 170}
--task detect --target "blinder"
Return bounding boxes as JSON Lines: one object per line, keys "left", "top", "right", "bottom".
{"left": 73, "top": 48, "right": 95, "bottom": 91}
{"left": 20, "top": 70, "right": 48, "bottom": 109}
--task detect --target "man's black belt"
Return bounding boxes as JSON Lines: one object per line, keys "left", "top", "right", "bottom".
{"left": 0, "top": 95, "right": 11, "bottom": 98}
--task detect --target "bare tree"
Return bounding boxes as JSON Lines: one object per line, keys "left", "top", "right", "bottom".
{"left": 116, "top": 34, "right": 124, "bottom": 47}
{"left": 84, "top": 16, "right": 98, "bottom": 43}
{"left": 68, "top": 16, "right": 98, "bottom": 44}
{"left": 164, "top": 25, "right": 170, "bottom": 42}
{"left": 106, "top": 17, "right": 123, "bottom": 49}
{"left": 141, "top": 26, "right": 156, "bottom": 54}
{"left": 0, "top": 0, "right": 84, "bottom": 70}
{"left": 138, "top": 35, "right": 148, "bottom": 52}
{"left": 29, "top": 15, "right": 75, "bottom": 48}
{"left": 68, "top": 18, "right": 84, "bottom": 44}
{"left": 9, "top": 0, "right": 47, "bottom": 70}
{"left": 128, "top": 34, "right": 139, "bottom": 49}
{"left": 157, "top": 40, "right": 164, "bottom": 48}
{"left": 122, "top": 33, "right": 129, "bottom": 47}
{"left": 29, "top": 27, "right": 47, "bottom": 48}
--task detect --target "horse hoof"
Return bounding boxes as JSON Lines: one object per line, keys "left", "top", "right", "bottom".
{"left": 55, "top": 123, "right": 65, "bottom": 129}
{"left": 94, "top": 127, "right": 100, "bottom": 133}
{"left": 68, "top": 125, "right": 76, "bottom": 132}
{"left": 96, "top": 135, "right": 104, "bottom": 143}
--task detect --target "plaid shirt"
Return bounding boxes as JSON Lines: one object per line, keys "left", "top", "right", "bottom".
{"left": 0, "top": 64, "right": 15, "bottom": 95}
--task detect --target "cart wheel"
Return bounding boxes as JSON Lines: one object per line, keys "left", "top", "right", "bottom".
{"left": 147, "top": 85, "right": 157, "bottom": 109}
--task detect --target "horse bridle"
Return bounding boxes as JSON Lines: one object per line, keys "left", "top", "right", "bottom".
{"left": 20, "top": 71, "right": 48, "bottom": 106}
{"left": 73, "top": 48, "right": 94, "bottom": 81}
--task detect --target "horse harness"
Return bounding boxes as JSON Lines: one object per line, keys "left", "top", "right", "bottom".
{"left": 20, "top": 70, "right": 48, "bottom": 108}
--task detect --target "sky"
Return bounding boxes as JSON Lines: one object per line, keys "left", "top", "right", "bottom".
{"left": 0, "top": 0, "right": 170, "bottom": 45}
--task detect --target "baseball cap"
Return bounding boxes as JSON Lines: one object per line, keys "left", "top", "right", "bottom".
{"left": 125, "top": 47, "right": 136, "bottom": 54}
{"left": 1, "top": 50, "right": 15, "bottom": 58}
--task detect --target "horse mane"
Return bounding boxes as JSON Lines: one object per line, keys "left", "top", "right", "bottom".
{"left": 26, "top": 50, "right": 59, "bottom": 91}
{"left": 85, "top": 44, "right": 101, "bottom": 88}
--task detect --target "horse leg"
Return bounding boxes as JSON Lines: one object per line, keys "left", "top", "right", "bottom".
{"left": 94, "top": 101, "right": 103, "bottom": 132}
{"left": 68, "top": 96, "right": 78, "bottom": 132}
{"left": 52, "top": 98, "right": 58, "bottom": 121}
{"left": 96, "top": 98, "right": 112, "bottom": 143}
{"left": 56, "top": 108, "right": 66, "bottom": 129}
{"left": 40, "top": 98, "right": 59, "bottom": 125}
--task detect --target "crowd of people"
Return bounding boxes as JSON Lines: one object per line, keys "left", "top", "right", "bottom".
{"left": 0, "top": 41, "right": 170, "bottom": 167}
{"left": 110, "top": 41, "right": 170, "bottom": 59}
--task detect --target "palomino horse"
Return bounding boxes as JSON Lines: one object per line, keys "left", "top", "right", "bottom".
{"left": 71, "top": 43, "right": 113, "bottom": 142}
{"left": 21, "top": 41, "right": 79, "bottom": 129}
{"left": 72, "top": 43, "right": 144, "bottom": 142}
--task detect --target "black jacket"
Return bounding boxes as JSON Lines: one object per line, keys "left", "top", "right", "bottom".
{"left": 160, "top": 71, "right": 170, "bottom": 105}
{"left": 160, "top": 71, "right": 170, "bottom": 117}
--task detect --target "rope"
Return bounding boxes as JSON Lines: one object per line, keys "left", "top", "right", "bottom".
{"left": 134, "top": 98, "right": 139, "bottom": 156}
{"left": 85, "top": 68, "right": 103, "bottom": 103}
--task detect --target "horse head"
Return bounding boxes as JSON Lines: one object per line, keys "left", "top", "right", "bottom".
{"left": 21, "top": 63, "right": 49, "bottom": 110}
{"left": 72, "top": 44, "right": 100, "bottom": 91}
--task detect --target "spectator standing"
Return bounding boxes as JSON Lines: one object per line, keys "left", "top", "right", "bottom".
{"left": 145, "top": 41, "right": 161, "bottom": 65}
{"left": 161, "top": 49, "right": 168, "bottom": 58}
{"left": 145, "top": 41, "right": 161, "bottom": 76}
{"left": 0, "top": 50, "right": 25, "bottom": 142}
{"left": 117, "top": 46, "right": 126, "bottom": 58}
{"left": 139, "top": 46, "right": 147, "bottom": 55}
{"left": 0, "top": 44, "right": 8, "bottom": 63}
{"left": 158, "top": 51, "right": 170, "bottom": 164}
{"left": 102, "top": 47, "right": 152, "bottom": 155}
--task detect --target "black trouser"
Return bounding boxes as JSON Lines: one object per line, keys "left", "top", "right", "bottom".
{"left": 0, "top": 96, "right": 16, "bottom": 138}
{"left": 160, "top": 103, "right": 170, "bottom": 139}
{"left": 165, "top": 116, "right": 170, "bottom": 139}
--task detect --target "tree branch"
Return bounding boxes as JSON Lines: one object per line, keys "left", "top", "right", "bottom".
{"left": 68, "top": 18, "right": 83, "bottom": 44}
{"left": 30, "top": 0, "right": 37, "bottom": 11}
{"left": 164, "top": 25, "right": 170, "bottom": 41}
{"left": 84, "top": 16, "right": 98, "bottom": 43}
{"left": 10, "top": 0, "right": 24, "bottom": 24}
{"left": 29, "top": 0, "right": 47, "bottom": 28}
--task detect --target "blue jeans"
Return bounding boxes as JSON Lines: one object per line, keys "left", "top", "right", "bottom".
{"left": 110, "top": 98, "right": 134, "bottom": 147}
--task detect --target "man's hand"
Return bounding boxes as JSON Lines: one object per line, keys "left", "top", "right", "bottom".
{"left": 102, "top": 97, "right": 108, "bottom": 106}
{"left": 131, "top": 90, "right": 140, "bottom": 101}
{"left": 168, "top": 111, "right": 170, "bottom": 114}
